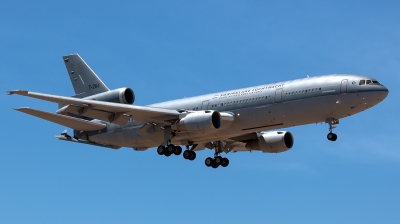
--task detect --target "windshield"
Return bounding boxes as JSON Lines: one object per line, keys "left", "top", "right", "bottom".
{"left": 359, "top": 79, "right": 381, "bottom": 85}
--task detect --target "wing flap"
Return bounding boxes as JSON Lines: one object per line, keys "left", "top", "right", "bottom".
{"left": 15, "top": 107, "right": 106, "bottom": 131}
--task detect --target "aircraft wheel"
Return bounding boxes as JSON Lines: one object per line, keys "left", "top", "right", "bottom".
{"left": 174, "top": 146, "right": 182, "bottom": 155}
{"left": 164, "top": 151, "right": 172, "bottom": 157}
{"left": 221, "top": 158, "right": 229, "bottom": 167}
{"left": 332, "top": 133, "right": 338, "bottom": 141}
{"left": 166, "top": 144, "right": 176, "bottom": 154}
{"left": 183, "top": 150, "right": 191, "bottom": 159}
{"left": 189, "top": 151, "right": 196, "bottom": 161}
{"left": 211, "top": 162, "right": 219, "bottom": 169}
{"left": 157, "top": 145, "right": 165, "bottom": 155}
{"left": 214, "top": 156, "right": 223, "bottom": 165}
{"left": 205, "top": 157, "right": 213, "bottom": 167}
{"left": 327, "top": 133, "right": 335, "bottom": 141}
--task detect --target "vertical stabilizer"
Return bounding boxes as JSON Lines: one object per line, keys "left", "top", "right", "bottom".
{"left": 63, "top": 54, "right": 109, "bottom": 98}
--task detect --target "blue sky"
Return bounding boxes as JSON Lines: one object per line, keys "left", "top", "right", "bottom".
{"left": 1, "top": 1, "right": 399, "bottom": 223}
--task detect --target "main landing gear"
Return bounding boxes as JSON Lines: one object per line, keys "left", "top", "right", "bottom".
{"left": 183, "top": 145, "right": 196, "bottom": 161}
{"left": 205, "top": 156, "right": 229, "bottom": 168}
{"left": 326, "top": 118, "right": 339, "bottom": 141}
{"left": 157, "top": 144, "right": 182, "bottom": 157}
{"left": 204, "top": 141, "right": 229, "bottom": 169}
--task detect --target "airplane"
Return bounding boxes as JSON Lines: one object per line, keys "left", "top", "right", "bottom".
{"left": 8, "top": 54, "right": 389, "bottom": 168}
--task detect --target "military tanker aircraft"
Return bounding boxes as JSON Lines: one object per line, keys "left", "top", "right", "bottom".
{"left": 8, "top": 54, "right": 389, "bottom": 168}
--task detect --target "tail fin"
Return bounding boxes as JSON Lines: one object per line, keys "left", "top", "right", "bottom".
{"left": 62, "top": 54, "right": 109, "bottom": 98}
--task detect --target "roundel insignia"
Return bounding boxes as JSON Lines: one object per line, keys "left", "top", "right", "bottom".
{"left": 352, "top": 81, "right": 356, "bottom": 85}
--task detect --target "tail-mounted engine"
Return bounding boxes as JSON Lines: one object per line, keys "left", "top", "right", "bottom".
{"left": 84, "top": 88, "right": 135, "bottom": 104}
{"left": 245, "top": 131, "right": 294, "bottom": 153}
{"left": 171, "top": 110, "right": 221, "bottom": 134}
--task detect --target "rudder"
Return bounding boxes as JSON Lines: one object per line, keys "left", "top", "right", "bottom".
{"left": 63, "top": 54, "right": 109, "bottom": 98}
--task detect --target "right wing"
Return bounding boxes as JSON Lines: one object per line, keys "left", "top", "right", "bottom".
{"left": 8, "top": 90, "right": 184, "bottom": 125}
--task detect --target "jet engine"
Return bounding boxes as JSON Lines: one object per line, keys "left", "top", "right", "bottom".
{"left": 84, "top": 88, "right": 135, "bottom": 104}
{"left": 171, "top": 111, "right": 221, "bottom": 133}
{"left": 245, "top": 131, "right": 294, "bottom": 153}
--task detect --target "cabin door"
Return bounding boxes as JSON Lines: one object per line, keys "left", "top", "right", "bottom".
{"left": 201, "top": 100, "right": 209, "bottom": 110}
{"left": 275, "top": 88, "right": 283, "bottom": 103}
{"left": 340, "top": 79, "right": 348, "bottom": 94}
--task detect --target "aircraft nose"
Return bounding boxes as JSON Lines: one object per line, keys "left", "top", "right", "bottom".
{"left": 376, "top": 85, "right": 389, "bottom": 101}
{"left": 381, "top": 85, "right": 389, "bottom": 98}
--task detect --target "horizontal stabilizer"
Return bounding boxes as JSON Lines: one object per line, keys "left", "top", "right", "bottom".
{"left": 56, "top": 135, "right": 120, "bottom": 149}
{"left": 15, "top": 108, "right": 106, "bottom": 131}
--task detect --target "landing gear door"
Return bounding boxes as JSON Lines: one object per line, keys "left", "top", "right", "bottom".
{"left": 201, "top": 100, "right": 209, "bottom": 110}
{"left": 275, "top": 88, "right": 283, "bottom": 103}
{"left": 340, "top": 79, "right": 348, "bottom": 94}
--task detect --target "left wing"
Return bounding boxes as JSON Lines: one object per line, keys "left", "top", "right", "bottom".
{"left": 8, "top": 90, "right": 184, "bottom": 125}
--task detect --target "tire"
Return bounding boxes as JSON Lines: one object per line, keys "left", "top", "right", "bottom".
{"left": 221, "top": 158, "right": 229, "bottom": 167}
{"left": 189, "top": 151, "right": 196, "bottom": 161}
{"left": 211, "top": 163, "right": 219, "bottom": 169}
{"left": 327, "top": 133, "right": 334, "bottom": 141}
{"left": 157, "top": 145, "right": 165, "bottom": 155}
{"left": 183, "top": 150, "right": 191, "bottom": 159}
{"left": 174, "top": 146, "right": 182, "bottom": 155}
{"left": 332, "top": 133, "right": 338, "bottom": 141}
{"left": 165, "top": 151, "right": 172, "bottom": 157}
{"left": 215, "top": 156, "right": 222, "bottom": 164}
{"left": 205, "top": 157, "right": 213, "bottom": 167}
{"left": 167, "top": 144, "right": 175, "bottom": 154}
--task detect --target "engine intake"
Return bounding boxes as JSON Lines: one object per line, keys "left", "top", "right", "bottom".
{"left": 245, "top": 131, "right": 294, "bottom": 153}
{"left": 84, "top": 88, "right": 135, "bottom": 104}
{"left": 171, "top": 111, "right": 221, "bottom": 133}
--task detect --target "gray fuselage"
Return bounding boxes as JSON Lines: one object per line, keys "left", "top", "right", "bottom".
{"left": 88, "top": 74, "right": 388, "bottom": 150}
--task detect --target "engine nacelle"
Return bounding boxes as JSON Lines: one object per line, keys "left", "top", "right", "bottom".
{"left": 245, "top": 131, "right": 294, "bottom": 153}
{"left": 171, "top": 111, "right": 221, "bottom": 133}
{"left": 84, "top": 88, "right": 135, "bottom": 104}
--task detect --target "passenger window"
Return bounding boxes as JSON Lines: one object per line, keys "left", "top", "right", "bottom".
{"left": 359, "top": 80, "right": 365, "bottom": 85}
{"left": 366, "top": 80, "right": 372, "bottom": 85}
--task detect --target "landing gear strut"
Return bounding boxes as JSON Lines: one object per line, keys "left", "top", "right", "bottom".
{"left": 326, "top": 118, "right": 339, "bottom": 141}
{"left": 205, "top": 141, "right": 229, "bottom": 168}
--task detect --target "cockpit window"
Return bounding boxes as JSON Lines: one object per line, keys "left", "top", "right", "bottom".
{"left": 359, "top": 79, "right": 381, "bottom": 86}
{"left": 372, "top": 80, "right": 380, "bottom": 85}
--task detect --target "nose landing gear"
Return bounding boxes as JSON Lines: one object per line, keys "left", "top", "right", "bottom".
{"left": 326, "top": 118, "right": 339, "bottom": 141}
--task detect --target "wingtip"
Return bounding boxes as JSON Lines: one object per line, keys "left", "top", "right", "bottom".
{"left": 7, "top": 90, "right": 28, "bottom": 95}
{"left": 14, "top": 107, "right": 30, "bottom": 111}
